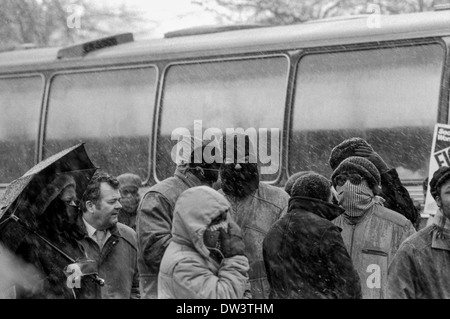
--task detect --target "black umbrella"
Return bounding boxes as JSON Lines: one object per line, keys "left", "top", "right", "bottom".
{"left": 0, "top": 143, "right": 105, "bottom": 287}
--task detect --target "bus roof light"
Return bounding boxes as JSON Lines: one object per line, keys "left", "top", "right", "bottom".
{"left": 57, "top": 33, "right": 134, "bottom": 59}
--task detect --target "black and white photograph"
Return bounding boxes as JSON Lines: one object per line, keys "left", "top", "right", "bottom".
{"left": 0, "top": 0, "right": 450, "bottom": 306}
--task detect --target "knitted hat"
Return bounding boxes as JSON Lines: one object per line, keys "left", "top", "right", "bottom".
{"left": 430, "top": 166, "right": 450, "bottom": 200}
{"left": 285, "top": 170, "right": 314, "bottom": 196}
{"left": 117, "top": 173, "right": 142, "bottom": 190}
{"left": 291, "top": 172, "right": 331, "bottom": 202}
{"left": 331, "top": 156, "right": 380, "bottom": 188}
{"left": 329, "top": 137, "right": 373, "bottom": 170}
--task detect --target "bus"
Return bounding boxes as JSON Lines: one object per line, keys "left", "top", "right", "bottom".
{"left": 0, "top": 9, "right": 449, "bottom": 219}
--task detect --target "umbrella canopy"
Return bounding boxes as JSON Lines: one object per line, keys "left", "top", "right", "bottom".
{"left": 0, "top": 143, "right": 98, "bottom": 252}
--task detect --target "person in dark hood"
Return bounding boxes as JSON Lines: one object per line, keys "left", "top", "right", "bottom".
{"left": 117, "top": 173, "right": 142, "bottom": 230}
{"left": 137, "top": 136, "right": 221, "bottom": 299}
{"left": 329, "top": 137, "right": 419, "bottom": 228}
{"left": 388, "top": 166, "right": 450, "bottom": 299}
{"left": 158, "top": 186, "right": 250, "bottom": 299}
{"left": 218, "top": 132, "right": 289, "bottom": 299}
{"left": 284, "top": 170, "right": 314, "bottom": 196}
{"left": 263, "top": 172, "right": 362, "bottom": 299}
{"left": 15, "top": 174, "right": 96, "bottom": 299}
{"left": 331, "top": 156, "right": 415, "bottom": 298}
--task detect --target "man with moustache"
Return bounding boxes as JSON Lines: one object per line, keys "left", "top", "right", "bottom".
{"left": 78, "top": 172, "right": 140, "bottom": 299}
{"left": 219, "top": 132, "right": 289, "bottom": 299}
{"left": 137, "top": 137, "right": 221, "bottom": 299}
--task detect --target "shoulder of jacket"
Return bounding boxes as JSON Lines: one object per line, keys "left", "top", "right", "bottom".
{"left": 145, "top": 177, "right": 188, "bottom": 204}
{"left": 372, "top": 206, "right": 411, "bottom": 227}
{"left": 117, "top": 222, "right": 138, "bottom": 250}
{"left": 256, "top": 183, "right": 290, "bottom": 206}
{"left": 401, "top": 225, "right": 434, "bottom": 250}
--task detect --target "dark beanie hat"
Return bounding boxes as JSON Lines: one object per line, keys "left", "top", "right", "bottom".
{"left": 329, "top": 137, "right": 373, "bottom": 171}
{"left": 117, "top": 173, "right": 142, "bottom": 190}
{"left": 430, "top": 166, "right": 450, "bottom": 200}
{"left": 285, "top": 170, "right": 315, "bottom": 196}
{"left": 291, "top": 172, "right": 331, "bottom": 202}
{"left": 331, "top": 156, "right": 381, "bottom": 188}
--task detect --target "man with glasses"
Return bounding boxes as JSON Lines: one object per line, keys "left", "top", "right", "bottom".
{"left": 331, "top": 156, "right": 415, "bottom": 299}
{"left": 329, "top": 137, "right": 419, "bottom": 228}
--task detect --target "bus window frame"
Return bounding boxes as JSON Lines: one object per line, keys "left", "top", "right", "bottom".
{"left": 0, "top": 73, "right": 45, "bottom": 187}
{"left": 42, "top": 64, "right": 159, "bottom": 184}
{"left": 286, "top": 38, "right": 449, "bottom": 182}
{"left": 443, "top": 36, "right": 450, "bottom": 125}
{"left": 153, "top": 53, "right": 293, "bottom": 185}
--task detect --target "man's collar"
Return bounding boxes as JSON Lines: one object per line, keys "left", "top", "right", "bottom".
{"left": 431, "top": 209, "right": 450, "bottom": 251}
{"left": 82, "top": 217, "right": 97, "bottom": 238}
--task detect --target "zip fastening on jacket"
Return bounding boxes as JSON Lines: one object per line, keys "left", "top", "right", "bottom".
{"left": 350, "top": 224, "right": 356, "bottom": 256}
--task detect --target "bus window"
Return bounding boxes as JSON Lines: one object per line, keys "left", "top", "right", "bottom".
{"left": 45, "top": 67, "right": 157, "bottom": 180}
{"left": 0, "top": 76, "right": 43, "bottom": 183}
{"left": 289, "top": 44, "right": 444, "bottom": 182}
{"left": 157, "top": 57, "right": 289, "bottom": 182}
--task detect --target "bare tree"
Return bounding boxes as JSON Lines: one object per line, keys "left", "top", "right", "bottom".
{"left": 0, "top": 0, "right": 149, "bottom": 50}
{"left": 192, "top": 0, "right": 440, "bottom": 25}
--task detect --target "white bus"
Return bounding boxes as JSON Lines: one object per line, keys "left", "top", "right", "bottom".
{"left": 0, "top": 9, "right": 449, "bottom": 214}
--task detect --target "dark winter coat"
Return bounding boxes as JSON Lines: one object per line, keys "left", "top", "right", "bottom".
{"left": 75, "top": 216, "right": 140, "bottom": 299}
{"left": 263, "top": 197, "right": 362, "bottom": 299}
{"left": 380, "top": 168, "right": 419, "bottom": 227}
{"left": 14, "top": 227, "right": 95, "bottom": 299}
{"left": 136, "top": 168, "right": 205, "bottom": 299}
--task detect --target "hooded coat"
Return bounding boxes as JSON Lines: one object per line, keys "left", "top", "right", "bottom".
{"left": 158, "top": 186, "right": 250, "bottom": 299}
{"left": 137, "top": 166, "right": 206, "bottom": 299}
{"left": 263, "top": 197, "right": 362, "bottom": 299}
{"left": 14, "top": 175, "right": 95, "bottom": 299}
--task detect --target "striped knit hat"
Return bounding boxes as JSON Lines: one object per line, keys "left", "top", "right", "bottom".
{"left": 331, "top": 156, "right": 380, "bottom": 188}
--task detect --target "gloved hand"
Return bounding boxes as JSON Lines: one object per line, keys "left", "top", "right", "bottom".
{"left": 219, "top": 222, "right": 245, "bottom": 258}
{"left": 354, "top": 145, "right": 389, "bottom": 174}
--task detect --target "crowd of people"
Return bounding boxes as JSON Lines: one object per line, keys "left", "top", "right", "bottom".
{"left": 3, "top": 133, "right": 450, "bottom": 299}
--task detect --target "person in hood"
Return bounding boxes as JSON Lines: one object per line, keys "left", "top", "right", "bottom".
{"left": 263, "top": 172, "right": 361, "bottom": 299}
{"left": 158, "top": 186, "right": 249, "bottom": 299}
{"left": 218, "top": 132, "right": 289, "bottom": 299}
{"left": 15, "top": 174, "right": 95, "bottom": 299}
{"left": 329, "top": 137, "right": 419, "bottom": 228}
{"left": 387, "top": 166, "right": 450, "bottom": 299}
{"left": 117, "top": 173, "right": 142, "bottom": 230}
{"left": 331, "top": 156, "right": 415, "bottom": 299}
{"left": 137, "top": 136, "right": 221, "bottom": 299}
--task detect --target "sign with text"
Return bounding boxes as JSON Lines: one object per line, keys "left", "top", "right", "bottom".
{"left": 424, "top": 124, "right": 450, "bottom": 216}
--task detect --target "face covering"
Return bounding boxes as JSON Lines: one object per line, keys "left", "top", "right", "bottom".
{"left": 220, "top": 163, "right": 259, "bottom": 198}
{"left": 120, "top": 194, "right": 140, "bottom": 215}
{"left": 203, "top": 213, "right": 228, "bottom": 263}
{"left": 337, "top": 180, "right": 376, "bottom": 218}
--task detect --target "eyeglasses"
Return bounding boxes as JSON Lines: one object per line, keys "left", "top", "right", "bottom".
{"left": 333, "top": 173, "right": 363, "bottom": 187}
